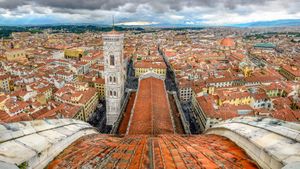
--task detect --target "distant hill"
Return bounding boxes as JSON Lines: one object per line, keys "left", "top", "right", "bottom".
{"left": 233, "top": 19, "right": 300, "bottom": 27}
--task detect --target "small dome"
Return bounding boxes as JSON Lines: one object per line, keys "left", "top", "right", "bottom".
{"left": 220, "top": 38, "right": 235, "bottom": 47}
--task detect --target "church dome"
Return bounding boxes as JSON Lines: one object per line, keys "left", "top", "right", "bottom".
{"left": 48, "top": 134, "right": 258, "bottom": 168}
{"left": 1, "top": 117, "right": 299, "bottom": 169}
{"left": 220, "top": 37, "right": 235, "bottom": 47}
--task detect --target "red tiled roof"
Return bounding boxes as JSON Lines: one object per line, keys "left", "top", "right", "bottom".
{"left": 282, "top": 65, "right": 300, "bottom": 77}
{"left": 271, "top": 108, "right": 299, "bottom": 122}
{"left": 118, "top": 92, "right": 136, "bottom": 134}
{"left": 128, "top": 77, "right": 174, "bottom": 135}
{"left": 103, "top": 30, "right": 123, "bottom": 37}
{"left": 0, "top": 74, "right": 9, "bottom": 80}
{"left": 0, "top": 110, "right": 32, "bottom": 123}
{"left": 32, "top": 103, "right": 81, "bottom": 119}
{"left": 48, "top": 134, "right": 258, "bottom": 169}
{"left": 134, "top": 60, "right": 167, "bottom": 69}
{"left": 220, "top": 38, "right": 235, "bottom": 47}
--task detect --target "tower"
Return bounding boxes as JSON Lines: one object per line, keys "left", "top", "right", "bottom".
{"left": 103, "top": 28, "right": 125, "bottom": 126}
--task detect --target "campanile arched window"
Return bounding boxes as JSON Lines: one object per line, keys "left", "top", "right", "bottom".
{"left": 110, "top": 55, "right": 115, "bottom": 66}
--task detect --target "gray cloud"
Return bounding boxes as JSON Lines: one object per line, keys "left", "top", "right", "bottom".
{"left": 0, "top": 0, "right": 276, "bottom": 12}
{"left": 38, "top": 0, "right": 128, "bottom": 10}
{"left": 0, "top": 0, "right": 299, "bottom": 25}
{"left": 0, "top": 0, "right": 27, "bottom": 9}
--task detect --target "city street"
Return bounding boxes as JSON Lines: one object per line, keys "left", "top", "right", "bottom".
{"left": 159, "top": 47, "right": 201, "bottom": 134}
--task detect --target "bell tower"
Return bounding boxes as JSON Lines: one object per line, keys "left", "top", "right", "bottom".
{"left": 103, "top": 25, "right": 125, "bottom": 126}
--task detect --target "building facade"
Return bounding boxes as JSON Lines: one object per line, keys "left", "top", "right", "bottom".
{"left": 134, "top": 61, "right": 167, "bottom": 78}
{"left": 64, "top": 48, "right": 84, "bottom": 60}
{"left": 279, "top": 65, "right": 300, "bottom": 81}
{"left": 103, "top": 30, "right": 125, "bottom": 125}
{"left": 4, "top": 49, "right": 28, "bottom": 62}
{"left": 54, "top": 83, "right": 98, "bottom": 122}
{"left": 0, "top": 75, "right": 10, "bottom": 93}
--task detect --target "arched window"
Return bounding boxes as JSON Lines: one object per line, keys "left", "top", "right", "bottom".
{"left": 109, "top": 76, "right": 112, "bottom": 82}
{"left": 110, "top": 91, "right": 112, "bottom": 96}
{"left": 113, "top": 77, "right": 116, "bottom": 83}
{"left": 110, "top": 55, "right": 115, "bottom": 66}
{"left": 114, "top": 91, "right": 117, "bottom": 96}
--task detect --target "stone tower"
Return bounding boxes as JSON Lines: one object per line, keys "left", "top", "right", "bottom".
{"left": 103, "top": 30, "right": 125, "bottom": 126}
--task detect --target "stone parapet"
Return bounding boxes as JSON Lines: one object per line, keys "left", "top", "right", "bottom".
{"left": 0, "top": 119, "right": 97, "bottom": 169}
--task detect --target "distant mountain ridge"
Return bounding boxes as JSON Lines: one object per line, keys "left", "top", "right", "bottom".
{"left": 1, "top": 19, "right": 300, "bottom": 27}
{"left": 233, "top": 19, "right": 300, "bottom": 27}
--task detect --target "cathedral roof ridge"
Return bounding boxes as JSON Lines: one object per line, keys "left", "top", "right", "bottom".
{"left": 104, "top": 29, "right": 123, "bottom": 36}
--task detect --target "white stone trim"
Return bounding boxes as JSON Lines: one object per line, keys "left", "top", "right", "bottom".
{"left": 205, "top": 116, "right": 300, "bottom": 169}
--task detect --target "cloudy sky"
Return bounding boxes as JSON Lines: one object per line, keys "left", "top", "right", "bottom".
{"left": 0, "top": 0, "right": 300, "bottom": 26}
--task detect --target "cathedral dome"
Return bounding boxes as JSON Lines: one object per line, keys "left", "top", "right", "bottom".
{"left": 220, "top": 37, "right": 235, "bottom": 47}
{"left": 0, "top": 117, "right": 299, "bottom": 169}
{"left": 48, "top": 134, "right": 258, "bottom": 168}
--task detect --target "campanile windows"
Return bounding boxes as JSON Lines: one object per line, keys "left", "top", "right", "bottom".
{"left": 110, "top": 55, "right": 115, "bottom": 66}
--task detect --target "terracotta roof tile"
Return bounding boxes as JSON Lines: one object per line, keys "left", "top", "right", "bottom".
{"left": 128, "top": 77, "right": 174, "bottom": 135}
{"left": 118, "top": 92, "right": 136, "bottom": 134}
{"left": 48, "top": 134, "right": 258, "bottom": 169}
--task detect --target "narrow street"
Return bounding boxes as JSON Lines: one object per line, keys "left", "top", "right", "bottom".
{"left": 88, "top": 58, "right": 138, "bottom": 133}
{"left": 181, "top": 102, "right": 201, "bottom": 133}
{"left": 158, "top": 46, "right": 200, "bottom": 134}
{"left": 158, "top": 47, "right": 178, "bottom": 92}
{"left": 125, "top": 57, "right": 138, "bottom": 89}
{"left": 87, "top": 100, "right": 107, "bottom": 133}
{"left": 247, "top": 51, "right": 267, "bottom": 67}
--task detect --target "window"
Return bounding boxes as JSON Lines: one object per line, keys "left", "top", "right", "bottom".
{"left": 109, "top": 76, "right": 112, "bottom": 82}
{"left": 113, "top": 77, "right": 116, "bottom": 83}
{"left": 110, "top": 55, "right": 115, "bottom": 66}
{"left": 110, "top": 91, "right": 112, "bottom": 96}
{"left": 114, "top": 91, "right": 117, "bottom": 96}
